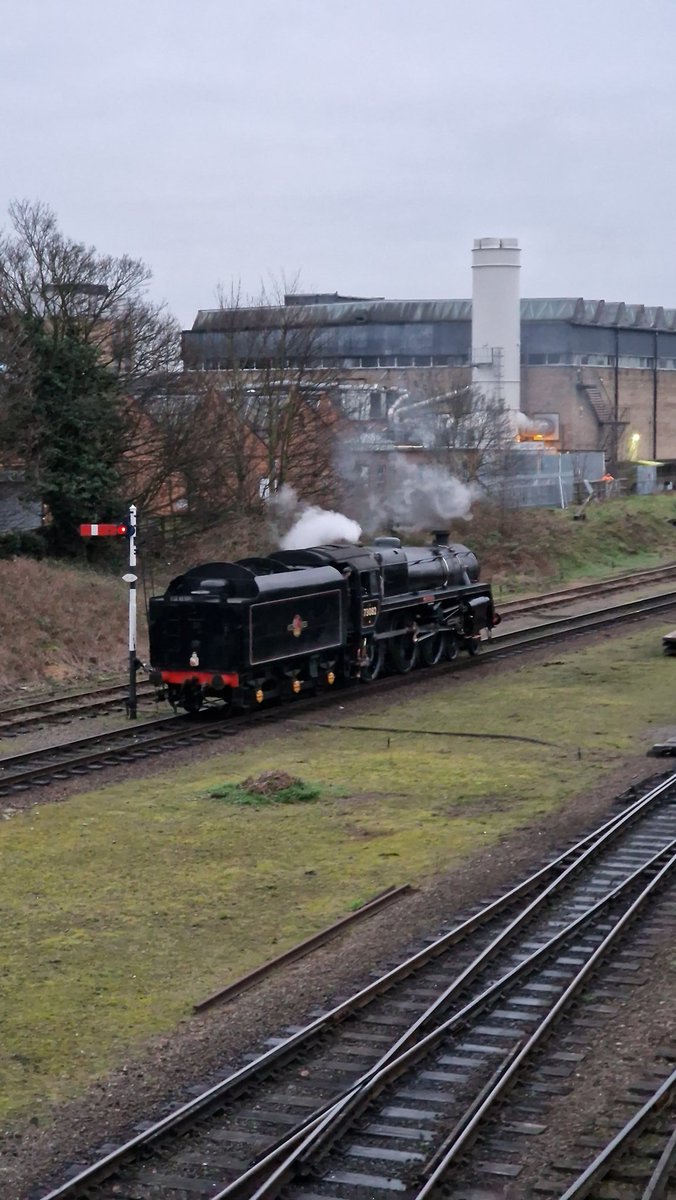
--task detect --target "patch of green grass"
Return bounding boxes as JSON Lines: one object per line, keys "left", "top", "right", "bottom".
{"left": 1, "top": 620, "right": 674, "bottom": 1122}
{"left": 209, "top": 780, "right": 321, "bottom": 806}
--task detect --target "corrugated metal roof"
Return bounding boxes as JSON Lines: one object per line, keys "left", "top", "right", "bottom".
{"left": 192, "top": 299, "right": 473, "bottom": 331}
{"left": 191, "top": 297, "right": 676, "bottom": 333}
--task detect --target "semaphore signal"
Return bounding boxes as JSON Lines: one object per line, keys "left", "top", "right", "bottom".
{"left": 79, "top": 504, "right": 139, "bottom": 718}
{"left": 79, "top": 522, "right": 130, "bottom": 537}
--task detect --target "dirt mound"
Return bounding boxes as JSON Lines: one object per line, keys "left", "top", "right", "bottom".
{"left": 240, "top": 770, "right": 305, "bottom": 797}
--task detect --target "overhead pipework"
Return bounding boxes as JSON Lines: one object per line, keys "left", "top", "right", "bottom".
{"left": 471, "top": 237, "right": 521, "bottom": 416}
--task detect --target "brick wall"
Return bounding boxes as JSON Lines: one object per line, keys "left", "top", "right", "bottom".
{"left": 522, "top": 366, "right": 676, "bottom": 461}
{"left": 521, "top": 367, "right": 599, "bottom": 450}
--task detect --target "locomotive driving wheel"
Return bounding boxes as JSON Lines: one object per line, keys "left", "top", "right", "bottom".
{"left": 420, "top": 631, "right": 445, "bottom": 666}
{"left": 388, "top": 622, "right": 419, "bottom": 674}
{"left": 360, "top": 637, "right": 385, "bottom": 682}
{"left": 445, "top": 632, "right": 459, "bottom": 661}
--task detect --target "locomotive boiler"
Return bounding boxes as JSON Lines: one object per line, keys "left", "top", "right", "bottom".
{"left": 148, "top": 535, "right": 498, "bottom": 713}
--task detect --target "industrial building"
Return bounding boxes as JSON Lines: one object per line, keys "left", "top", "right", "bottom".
{"left": 182, "top": 240, "right": 676, "bottom": 478}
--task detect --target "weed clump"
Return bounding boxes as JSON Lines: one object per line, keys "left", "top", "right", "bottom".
{"left": 210, "top": 770, "right": 321, "bottom": 807}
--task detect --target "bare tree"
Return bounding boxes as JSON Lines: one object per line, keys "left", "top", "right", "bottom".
{"left": 0, "top": 199, "right": 179, "bottom": 387}
{"left": 388, "top": 370, "right": 514, "bottom": 483}
{"left": 175, "top": 282, "right": 343, "bottom": 525}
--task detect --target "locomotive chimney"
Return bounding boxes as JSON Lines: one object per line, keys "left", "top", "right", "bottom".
{"left": 432, "top": 530, "right": 449, "bottom": 546}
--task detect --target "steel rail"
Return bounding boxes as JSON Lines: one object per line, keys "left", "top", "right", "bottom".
{"left": 314, "top": 772, "right": 676, "bottom": 1077}
{"left": 39, "top": 778, "right": 675, "bottom": 1200}
{"left": 192, "top": 884, "right": 413, "bottom": 1012}
{"left": 643, "top": 1123, "right": 676, "bottom": 1200}
{"left": 0, "top": 714, "right": 206, "bottom": 792}
{"left": 209, "top": 840, "right": 676, "bottom": 1200}
{"left": 556, "top": 1066, "right": 676, "bottom": 1200}
{"left": 0, "top": 683, "right": 157, "bottom": 732}
{"left": 0, "top": 713, "right": 186, "bottom": 765}
{"left": 497, "top": 560, "right": 676, "bottom": 616}
{"left": 0, "top": 679, "right": 143, "bottom": 717}
{"left": 486, "top": 587, "right": 676, "bottom": 652}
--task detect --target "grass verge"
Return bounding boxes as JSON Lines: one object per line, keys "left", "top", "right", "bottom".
{"left": 471, "top": 493, "right": 676, "bottom": 591}
{"left": 0, "top": 620, "right": 674, "bottom": 1120}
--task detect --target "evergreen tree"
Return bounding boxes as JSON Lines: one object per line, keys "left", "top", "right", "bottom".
{"left": 0, "top": 200, "right": 180, "bottom": 555}
{"left": 7, "top": 319, "right": 126, "bottom": 553}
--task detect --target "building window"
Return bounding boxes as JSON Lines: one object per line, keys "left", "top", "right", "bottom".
{"left": 573, "top": 354, "right": 612, "bottom": 367}
{"left": 618, "top": 355, "right": 655, "bottom": 369}
{"left": 369, "top": 392, "right": 383, "bottom": 419}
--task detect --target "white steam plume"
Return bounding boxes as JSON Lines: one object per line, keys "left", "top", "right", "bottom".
{"left": 280, "top": 505, "right": 362, "bottom": 549}
{"left": 269, "top": 485, "right": 362, "bottom": 549}
{"left": 335, "top": 453, "right": 480, "bottom": 535}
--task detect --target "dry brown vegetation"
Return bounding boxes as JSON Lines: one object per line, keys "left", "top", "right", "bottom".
{"left": 0, "top": 558, "right": 145, "bottom": 691}
{"left": 465, "top": 493, "right": 676, "bottom": 591}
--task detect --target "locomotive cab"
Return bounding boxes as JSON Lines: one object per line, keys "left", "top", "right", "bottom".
{"left": 272, "top": 544, "right": 383, "bottom": 637}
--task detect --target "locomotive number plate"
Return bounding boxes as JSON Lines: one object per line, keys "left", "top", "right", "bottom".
{"left": 362, "top": 603, "right": 379, "bottom": 623}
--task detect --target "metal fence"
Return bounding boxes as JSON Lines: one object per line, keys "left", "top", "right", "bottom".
{"left": 481, "top": 449, "right": 607, "bottom": 509}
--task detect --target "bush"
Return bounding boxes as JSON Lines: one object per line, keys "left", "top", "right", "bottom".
{"left": 0, "top": 529, "right": 47, "bottom": 560}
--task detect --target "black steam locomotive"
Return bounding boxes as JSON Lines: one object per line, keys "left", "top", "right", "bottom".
{"left": 148, "top": 535, "right": 498, "bottom": 713}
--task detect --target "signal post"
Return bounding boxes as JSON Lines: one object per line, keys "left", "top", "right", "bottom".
{"left": 79, "top": 504, "right": 139, "bottom": 719}
{"left": 123, "top": 504, "right": 138, "bottom": 718}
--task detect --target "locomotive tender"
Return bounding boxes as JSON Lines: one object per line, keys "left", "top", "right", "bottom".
{"left": 148, "top": 535, "right": 498, "bottom": 713}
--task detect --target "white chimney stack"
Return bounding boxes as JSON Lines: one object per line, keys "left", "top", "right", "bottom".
{"left": 471, "top": 237, "right": 521, "bottom": 413}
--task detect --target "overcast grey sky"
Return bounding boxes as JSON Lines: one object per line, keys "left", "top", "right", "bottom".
{"left": 2, "top": 0, "right": 675, "bottom": 327}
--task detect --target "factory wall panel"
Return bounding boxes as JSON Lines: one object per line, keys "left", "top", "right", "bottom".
{"left": 522, "top": 365, "right": 676, "bottom": 461}
{"left": 521, "top": 367, "right": 600, "bottom": 450}
{"left": 596, "top": 367, "right": 676, "bottom": 461}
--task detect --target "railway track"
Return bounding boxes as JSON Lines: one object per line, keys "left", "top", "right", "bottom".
{"left": 2, "top": 561, "right": 674, "bottom": 738}
{"left": 0, "top": 711, "right": 229, "bottom": 795}
{"left": 0, "top": 680, "right": 157, "bottom": 735}
{"left": 39, "top": 774, "right": 676, "bottom": 1199}
{"left": 497, "top": 559, "right": 676, "bottom": 617}
{"left": 2, "top": 588, "right": 676, "bottom": 797}
{"left": 536, "top": 1053, "right": 676, "bottom": 1198}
